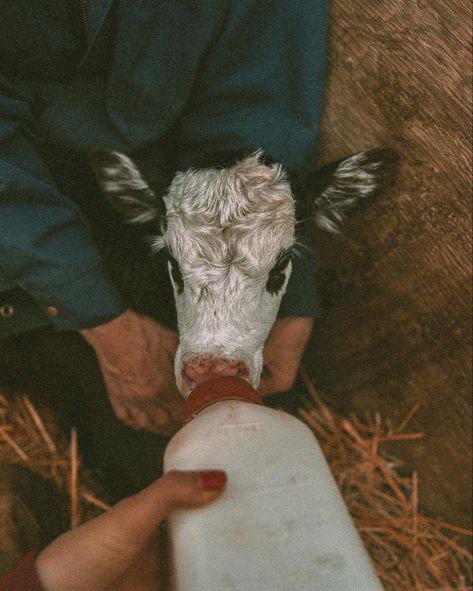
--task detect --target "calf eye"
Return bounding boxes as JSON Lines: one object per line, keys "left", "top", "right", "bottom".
{"left": 266, "top": 250, "right": 291, "bottom": 295}
{"left": 167, "top": 252, "right": 184, "bottom": 294}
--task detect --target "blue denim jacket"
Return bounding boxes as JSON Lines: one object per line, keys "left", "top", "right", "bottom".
{"left": 0, "top": 0, "right": 328, "bottom": 338}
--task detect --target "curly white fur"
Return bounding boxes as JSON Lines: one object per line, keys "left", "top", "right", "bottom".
{"left": 90, "top": 147, "right": 395, "bottom": 396}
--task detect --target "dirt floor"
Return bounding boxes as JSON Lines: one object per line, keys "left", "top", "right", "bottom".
{"left": 1, "top": 378, "right": 471, "bottom": 588}
{"left": 0, "top": 0, "right": 471, "bottom": 585}
{"left": 304, "top": 0, "right": 472, "bottom": 530}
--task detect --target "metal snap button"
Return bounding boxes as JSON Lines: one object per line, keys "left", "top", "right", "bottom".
{"left": 0, "top": 304, "right": 15, "bottom": 318}
{"left": 46, "top": 306, "right": 59, "bottom": 318}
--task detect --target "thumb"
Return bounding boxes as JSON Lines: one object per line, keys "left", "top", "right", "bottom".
{"left": 36, "top": 471, "right": 226, "bottom": 591}
{"left": 115, "top": 470, "right": 227, "bottom": 541}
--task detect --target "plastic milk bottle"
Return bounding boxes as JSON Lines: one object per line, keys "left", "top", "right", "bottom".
{"left": 164, "top": 377, "right": 383, "bottom": 591}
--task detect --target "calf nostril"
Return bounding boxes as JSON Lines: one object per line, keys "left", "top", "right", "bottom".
{"left": 195, "top": 362, "right": 209, "bottom": 375}
{"left": 184, "top": 364, "right": 204, "bottom": 380}
{"left": 183, "top": 358, "right": 246, "bottom": 386}
{"left": 213, "top": 362, "right": 239, "bottom": 377}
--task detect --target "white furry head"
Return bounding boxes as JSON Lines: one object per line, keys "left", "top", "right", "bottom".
{"left": 90, "top": 150, "right": 295, "bottom": 396}
{"left": 162, "top": 154, "right": 295, "bottom": 394}
{"left": 89, "top": 146, "right": 398, "bottom": 396}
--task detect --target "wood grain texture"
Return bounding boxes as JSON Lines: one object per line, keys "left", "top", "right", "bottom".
{"left": 305, "top": 0, "right": 472, "bottom": 527}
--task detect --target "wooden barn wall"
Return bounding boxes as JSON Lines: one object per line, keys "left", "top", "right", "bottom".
{"left": 306, "top": 0, "right": 472, "bottom": 528}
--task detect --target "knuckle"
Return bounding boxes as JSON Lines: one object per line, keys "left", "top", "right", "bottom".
{"left": 113, "top": 405, "right": 130, "bottom": 422}
{"left": 279, "top": 377, "right": 296, "bottom": 392}
{"left": 132, "top": 411, "right": 151, "bottom": 430}
{"left": 150, "top": 407, "right": 171, "bottom": 425}
{"left": 170, "top": 405, "right": 184, "bottom": 423}
{"left": 155, "top": 422, "right": 179, "bottom": 437}
{"left": 162, "top": 471, "right": 201, "bottom": 504}
{"left": 274, "top": 373, "right": 296, "bottom": 393}
{"left": 163, "top": 470, "right": 186, "bottom": 484}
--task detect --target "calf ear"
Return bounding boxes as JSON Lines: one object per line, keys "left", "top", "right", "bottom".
{"left": 309, "top": 148, "right": 400, "bottom": 232}
{"left": 87, "top": 147, "right": 166, "bottom": 224}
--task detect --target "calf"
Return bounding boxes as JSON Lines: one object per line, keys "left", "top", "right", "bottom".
{"left": 89, "top": 148, "right": 398, "bottom": 396}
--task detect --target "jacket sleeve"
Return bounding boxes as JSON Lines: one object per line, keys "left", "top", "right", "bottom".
{"left": 0, "top": 552, "right": 44, "bottom": 591}
{"left": 178, "top": 0, "right": 328, "bottom": 317}
{"left": 0, "top": 78, "right": 126, "bottom": 335}
{"left": 177, "top": 0, "right": 328, "bottom": 171}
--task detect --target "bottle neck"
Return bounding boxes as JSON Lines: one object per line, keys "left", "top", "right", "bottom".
{"left": 182, "top": 377, "right": 263, "bottom": 424}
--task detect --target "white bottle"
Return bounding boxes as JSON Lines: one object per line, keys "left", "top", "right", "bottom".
{"left": 164, "top": 377, "right": 383, "bottom": 591}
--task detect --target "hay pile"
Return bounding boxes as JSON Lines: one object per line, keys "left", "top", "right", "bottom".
{"left": 0, "top": 392, "right": 109, "bottom": 527}
{"left": 1, "top": 379, "right": 472, "bottom": 590}
{"left": 298, "top": 371, "right": 472, "bottom": 590}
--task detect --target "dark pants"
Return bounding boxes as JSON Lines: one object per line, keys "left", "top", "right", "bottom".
{"left": 0, "top": 465, "right": 67, "bottom": 576}
{"left": 0, "top": 148, "right": 177, "bottom": 502}
{"left": 0, "top": 147, "right": 310, "bottom": 502}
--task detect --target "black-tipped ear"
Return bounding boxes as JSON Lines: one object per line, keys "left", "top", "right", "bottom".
{"left": 87, "top": 147, "right": 166, "bottom": 224}
{"left": 309, "top": 148, "right": 400, "bottom": 232}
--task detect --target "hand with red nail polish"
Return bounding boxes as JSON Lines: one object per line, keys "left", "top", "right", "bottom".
{"left": 34, "top": 470, "right": 226, "bottom": 591}
{"left": 201, "top": 470, "right": 227, "bottom": 491}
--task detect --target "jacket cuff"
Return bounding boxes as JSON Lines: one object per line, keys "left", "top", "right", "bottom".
{"left": 278, "top": 236, "right": 322, "bottom": 319}
{"left": 1, "top": 266, "right": 127, "bottom": 339}
{"left": 29, "top": 264, "right": 128, "bottom": 331}
{"left": 0, "top": 551, "right": 44, "bottom": 591}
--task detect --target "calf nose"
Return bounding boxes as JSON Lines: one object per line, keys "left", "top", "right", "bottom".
{"left": 183, "top": 357, "right": 242, "bottom": 386}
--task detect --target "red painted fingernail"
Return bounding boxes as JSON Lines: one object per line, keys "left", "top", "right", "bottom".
{"left": 201, "top": 470, "right": 227, "bottom": 491}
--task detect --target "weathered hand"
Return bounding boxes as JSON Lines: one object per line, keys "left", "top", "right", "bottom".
{"left": 35, "top": 470, "right": 227, "bottom": 591}
{"left": 259, "top": 317, "right": 313, "bottom": 396}
{"left": 80, "top": 309, "right": 183, "bottom": 435}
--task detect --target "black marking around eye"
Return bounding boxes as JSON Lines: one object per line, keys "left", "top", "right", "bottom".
{"left": 266, "top": 249, "right": 292, "bottom": 295}
{"left": 158, "top": 215, "right": 168, "bottom": 233}
{"left": 166, "top": 251, "right": 184, "bottom": 294}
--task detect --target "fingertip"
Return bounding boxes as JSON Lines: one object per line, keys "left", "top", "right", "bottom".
{"left": 114, "top": 470, "right": 228, "bottom": 532}
{"left": 162, "top": 470, "right": 227, "bottom": 508}
{"left": 200, "top": 470, "right": 227, "bottom": 492}
{"left": 193, "top": 470, "right": 227, "bottom": 506}
{"left": 170, "top": 405, "right": 184, "bottom": 423}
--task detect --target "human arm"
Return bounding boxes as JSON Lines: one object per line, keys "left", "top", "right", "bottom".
{"left": 260, "top": 235, "right": 321, "bottom": 396}
{"left": 0, "top": 470, "right": 226, "bottom": 591}
{"left": 176, "top": 0, "right": 328, "bottom": 394}
{"left": 259, "top": 317, "right": 313, "bottom": 397}
{"left": 0, "top": 79, "right": 182, "bottom": 433}
{"left": 176, "top": 0, "right": 328, "bottom": 171}
{"left": 80, "top": 309, "right": 183, "bottom": 435}
{"left": 0, "top": 76, "right": 126, "bottom": 338}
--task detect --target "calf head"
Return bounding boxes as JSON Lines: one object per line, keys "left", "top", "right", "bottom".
{"left": 89, "top": 148, "right": 398, "bottom": 396}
